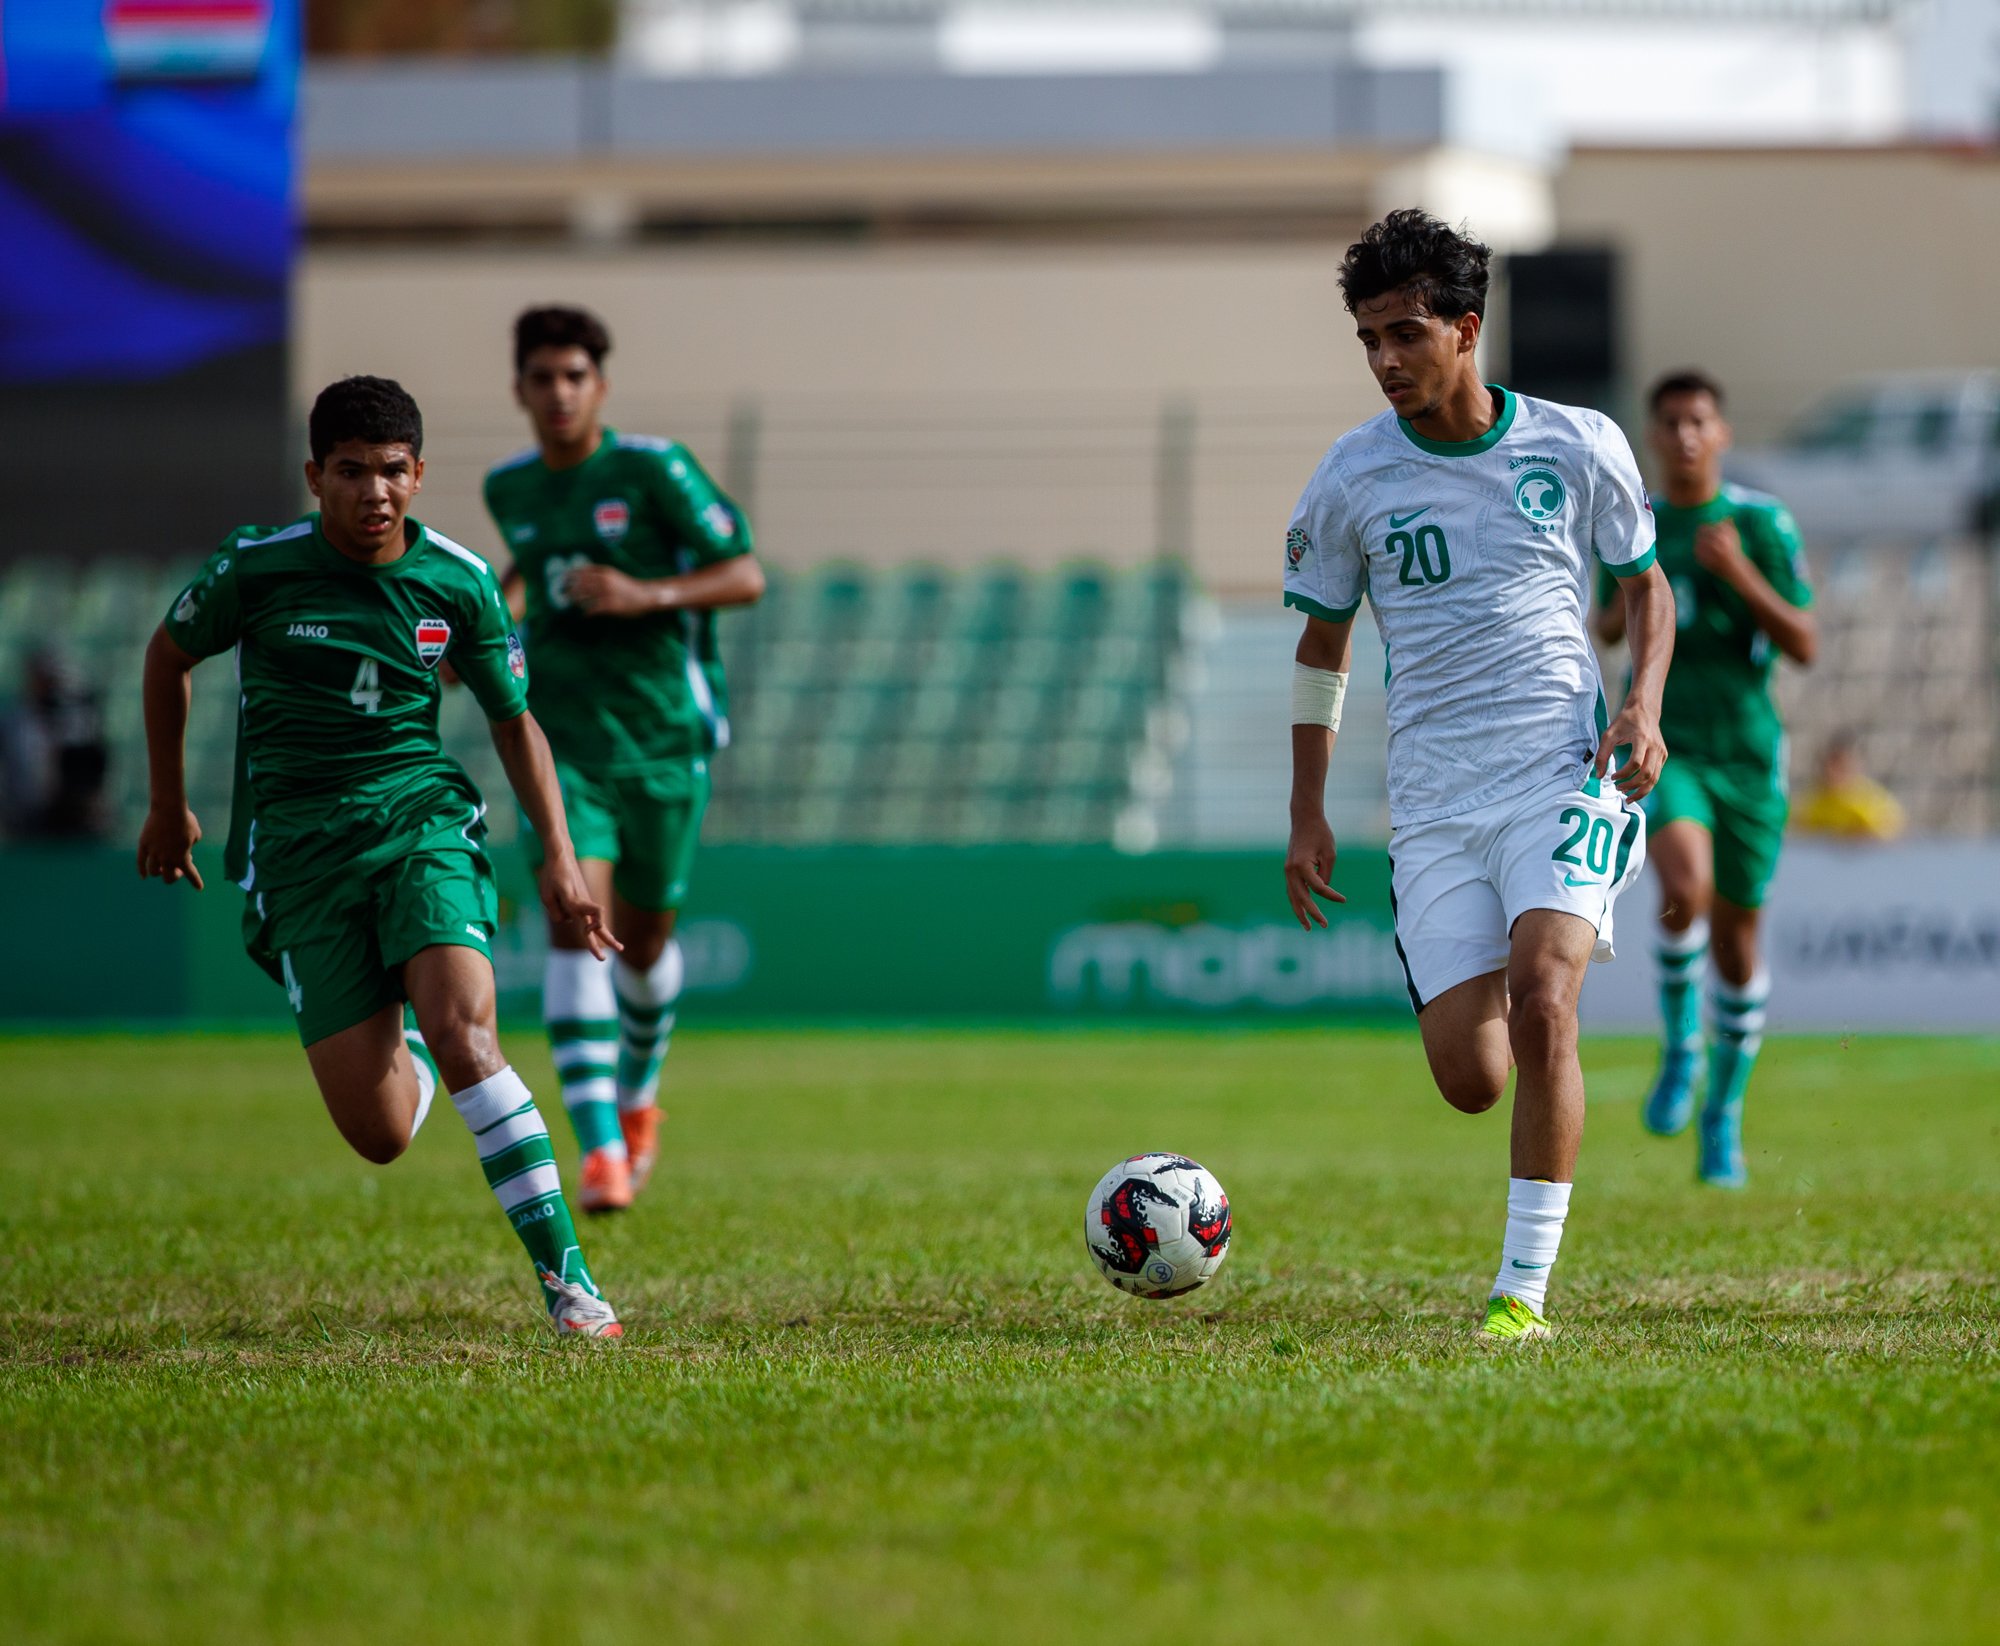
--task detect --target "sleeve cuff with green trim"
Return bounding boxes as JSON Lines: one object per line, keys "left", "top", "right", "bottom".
{"left": 1601, "top": 544, "right": 1658, "bottom": 580}
{"left": 1283, "top": 590, "right": 1361, "bottom": 623}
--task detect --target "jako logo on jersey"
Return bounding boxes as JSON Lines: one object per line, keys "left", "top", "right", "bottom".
{"left": 287, "top": 623, "right": 330, "bottom": 639}
{"left": 506, "top": 631, "right": 527, "bottom": 679}
{"left": 414, "top": 618, "right": 452, "bottom": 668}
{"left": 1285, "top": 526, "right": 1311, "bottom": 569}
{"left": 593, "top": 499, "right": 631, "bottom": 540}
{"left": 1514, "top": 467, "right": 1567, "bottom": 523}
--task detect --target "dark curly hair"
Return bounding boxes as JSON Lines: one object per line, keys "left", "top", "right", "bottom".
{"left": 1648, "top": 369, "right": 1726, "bottom": 413}
{"left": 307, "top": 376, "right": 423, "bottom": 465}
{"left": 1338, "top": 209, "right": 1492, "bottom": 321}
{"left": 514, "top": 304, "right": 612, "bottom": 374}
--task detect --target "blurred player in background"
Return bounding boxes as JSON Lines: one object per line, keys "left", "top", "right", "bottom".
{"left": 1596, "top": 372, "right": 1816, "bottom": 1187}
{"left": 1283, "top": 211, "right": 1674, "bottom": 1341}
{"left": 484, "top": 307, "right": 765, "bottom": 1213}
{"left": 138, "top": 376, "right": 624, "bottom": 1336}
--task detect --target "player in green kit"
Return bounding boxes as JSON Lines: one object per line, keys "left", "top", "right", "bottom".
{"left": 138, "top": 376, "right": 625, "bottom": 1335}
{"left": 483, "top": 307, "right": 765, "bottom": 1213}
{"left": 1595, "top": 371, "right": 1817, "bottom": 1186}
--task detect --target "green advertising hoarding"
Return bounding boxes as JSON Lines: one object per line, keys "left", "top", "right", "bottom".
{"left": 0, "top": 845, "right": 1409, "bottom": 1026}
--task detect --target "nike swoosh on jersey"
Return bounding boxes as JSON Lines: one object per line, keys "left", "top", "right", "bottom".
{"left": 1562, "top": 873, "right": 1598, "bottom": 888}
{"left": 1389, "top": 507, "right": 1431, "bottom": 528}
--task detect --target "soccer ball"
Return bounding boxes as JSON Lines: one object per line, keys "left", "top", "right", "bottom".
{"left": 1084, "top": 1153, "right": 1232, "bottom": 1299}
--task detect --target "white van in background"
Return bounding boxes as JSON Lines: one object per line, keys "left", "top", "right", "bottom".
{"left": 1728, "top": 373, "right": 2000, "bottom": 541}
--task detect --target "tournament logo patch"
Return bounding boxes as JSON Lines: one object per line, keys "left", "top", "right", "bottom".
{"left": 174, "top": 588, "right": 199, "bottom": 623}
{"left": 414, "top": 617, "right": 452, "bottom": 669}
{"left": 1514, "top": 467, "right": 1567, "bottom": 523}
{"left": 592, "top": 499, "right": 631, "bottom": 541}
{"left": 701, "top": 501, "right": 737, "bottom": 539}
{"left": 1285, "top": 525, "right": 1312, "bottom": 569}
{"left": 506, "top": 631, "right": 527, "bottom": 679}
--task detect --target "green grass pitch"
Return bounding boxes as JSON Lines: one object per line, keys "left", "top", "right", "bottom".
{"left": 4, "top": 1026, "right": 1997, "bottom": 1644}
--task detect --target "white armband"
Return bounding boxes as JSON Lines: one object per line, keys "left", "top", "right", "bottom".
{"left": 1291, "top": 662, "right": 1349, "bottom": 732}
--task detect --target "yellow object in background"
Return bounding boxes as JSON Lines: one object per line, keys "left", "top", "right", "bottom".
{"left": 1795, "top": 777, "right": 1906, "bottom": 841}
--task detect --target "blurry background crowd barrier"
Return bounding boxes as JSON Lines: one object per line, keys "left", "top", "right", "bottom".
{"left": 2, "top": 0, "right": 1996, "bottom": 1024}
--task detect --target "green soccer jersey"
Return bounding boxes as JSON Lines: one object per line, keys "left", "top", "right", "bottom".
{"left": 1596, "top": 482, "right": 1812, "bottom": 775}
{"left": 164, "top": 514, "right": 529, "bottom": 892}
{"left": 482, "top": 429, "right": 752, "bottom": 774}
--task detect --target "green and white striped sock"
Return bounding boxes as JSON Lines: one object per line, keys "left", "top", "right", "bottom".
{"left": 543, "top": 950, "right": 624, "bottom": 1159}
{"left": 614, "top": 940, "right": 683, "bottom": 1113}
{"left": 1707, "top": 968, "right": 1771, "bottom": 1119}
{"left": 403, "top": 1006, "right": 439, "bottom": 1138}
{"left": 1656, "top": 918, "right": 1708, "bottom": 1058}
{"left": 449, "top": 1066, "right": 599, "bottom": 1308}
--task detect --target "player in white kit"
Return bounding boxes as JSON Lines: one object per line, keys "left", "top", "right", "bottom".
{"left": 1281, "top": 212, "right": 1676, "bottom": 1340}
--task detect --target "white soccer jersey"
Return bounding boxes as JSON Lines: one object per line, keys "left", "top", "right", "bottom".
{"left": 1283, "top": 388, "right": 1657, "bottom": 827}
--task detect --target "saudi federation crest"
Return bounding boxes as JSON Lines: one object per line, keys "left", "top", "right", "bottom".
{"left": 593, "top": 498, "right": 631, "bottom": 541}
{"left": 1285, "top": 525, "right": 1311, "bottom": 569}
{"left": 1514, "top": 467, "right": 1567, "bottom": 523}
{"left": 506, "top": 631, "right": 527, "bottom": 679}
{"left": 414, "top": 617, "right": 451, "bottom": 668}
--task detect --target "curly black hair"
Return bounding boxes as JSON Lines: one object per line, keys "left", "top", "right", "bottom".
{"left": 1648, "top": 369, "right": 1726, "bottom": 413}
{"left": 307, "top": 376, "right": 423, "bottom": 465}
{"left": 514, "top": 304, "right": 612, "bottom": 374}
{"left": 1338, "top": 209, "right": 1492, "bottom": 321}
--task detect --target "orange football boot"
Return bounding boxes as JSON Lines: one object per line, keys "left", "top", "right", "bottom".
{"left": 578, "top": 1145, "right": 633, "bottom": 1215}
{"left": 621, "top": 1106, "right": 662, "bottom": 1195}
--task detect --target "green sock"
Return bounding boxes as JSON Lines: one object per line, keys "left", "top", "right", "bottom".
{"left": 614, "top": 942, "right": 683, "bottom": 1112}
{"left": 1706, "top": 969, "right": 1770, "bottom": 1118}
{"left": 448, "top": 1065, "right": 599, "bottom": 1307}
{"left": 1656, "top": 919, "right": 1708, "bottom": 1057}
{"left": 543, "top": 952, "right": 623, "bottom": 1158}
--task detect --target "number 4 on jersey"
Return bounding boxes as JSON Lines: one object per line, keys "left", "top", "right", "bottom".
{"left": 350, "top": 658, "right": 383, "bottom": 715}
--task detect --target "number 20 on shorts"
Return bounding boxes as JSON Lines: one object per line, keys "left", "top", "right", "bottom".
{"left": 1552, "top": 805, "right": 1614, "bottom": 879}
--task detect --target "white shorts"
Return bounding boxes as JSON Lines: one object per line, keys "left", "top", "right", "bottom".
{"left": 1386, "top": 777, "right": 1647, "bottom": 1011}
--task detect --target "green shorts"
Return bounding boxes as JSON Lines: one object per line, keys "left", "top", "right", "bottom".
{"left": 244, "top": 829, "right": 498, "bottom": 1047}
{"left": 524, "top": 756, "right": 711, "bottom": 912}
{"left": 1644, "top": 757, "right": 1788, "bottom": 909}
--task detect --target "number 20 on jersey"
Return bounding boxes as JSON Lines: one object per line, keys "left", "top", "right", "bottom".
{"left": 1388, "top": 524, "right": 1452, "bottom": 587}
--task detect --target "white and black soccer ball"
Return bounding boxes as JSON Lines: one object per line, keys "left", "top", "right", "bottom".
{"left": 1084, "top": 1153, "right": 1232, "bottom": 1299}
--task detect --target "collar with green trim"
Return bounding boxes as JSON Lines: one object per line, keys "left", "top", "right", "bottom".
{"left": 1397, "top": 385, "right": 1515, "bottom": 457}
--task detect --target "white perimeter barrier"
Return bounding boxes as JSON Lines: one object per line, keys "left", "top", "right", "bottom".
{"left": 1582, "top": 839, "right": 2000, "bottom": 1032}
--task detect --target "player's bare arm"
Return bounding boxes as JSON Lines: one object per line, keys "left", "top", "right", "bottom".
{"left": 489, "top": 708, "right": 622, "bottom": 961}
{"left": 1284, "top": 612, "right": 1354, "bottom": 930}
{"left": 1593, "top": 583, "right": 1627, "bottom": 646}
{"left": 1598, "top": 560, "right": 1674, "bottom": 799}
{"left": 1691, "top": 521, "right": 1818, "bottom": 665}
{"left": 565, "top": 552, "right": 766, "bottom": 619}
{"left": 137, "top": 624, "right": 205, "bottom": 890}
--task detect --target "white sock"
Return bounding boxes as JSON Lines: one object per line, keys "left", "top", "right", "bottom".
{"left": 405, "top": 1027, "right": 437, "bottom": 1139}
{"left": 1491, "top": 1177, "right": 1572, "bottom": 1316}
{"left": 614, "top": 939, "right": 684, "bottom": 1113}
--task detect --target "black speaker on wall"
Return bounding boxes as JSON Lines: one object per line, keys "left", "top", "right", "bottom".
{"left": 1505, "top": 248, "right": 1619, "bottom": 414}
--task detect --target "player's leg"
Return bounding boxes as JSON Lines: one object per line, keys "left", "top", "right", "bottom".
{"left": 404, "top": 942, "right": 618, "bottom": 1335}
{"left": 1697, "top": 788, "right": 1783, "bottom": 1188}
{"left": 1413, "top": 970, "right": 1512, "bottom": 1115}
{"left": 383, "top": 839, "right": 619, "bottom": 1334}
{"left": 304, "top": 1003, "right": 432, "bottom": 1164}
{"left": 1474, "top": 781, "right": 1645, "bottom": 1338}
{"left": 604, "top": 762, "right": 708, "bottom": 1192}
{"left": 253, "top": 879, "right": 438, "bottom": 1159}
{"left": 1481, "top": 909, "right": 1600, "bottom": 1337}
{"left": 1643, "top": 815, "right": 1715, "bottom": 1137}
{"left": 527, "top": 769, "right": 630, "bottom": 1207}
